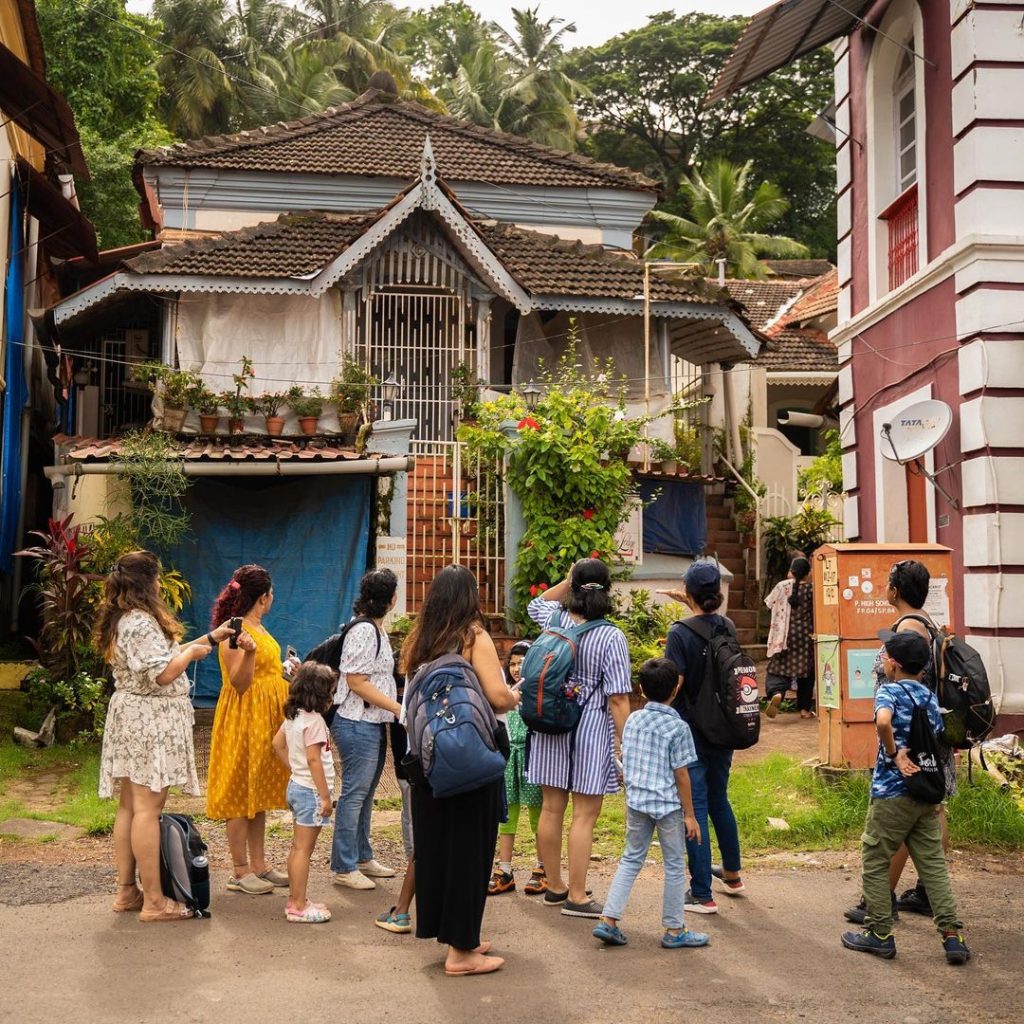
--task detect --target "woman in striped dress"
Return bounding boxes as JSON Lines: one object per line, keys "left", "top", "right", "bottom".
{"left": 527, "top": 559, "right": 632, "bottom": 919}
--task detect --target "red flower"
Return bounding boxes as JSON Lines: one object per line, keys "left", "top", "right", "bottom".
{"left": 582, "top": 508, "right": 594, "bottom": 520}
{"left": 539, "top": 582, "right": 548, "bottom": 591}
{"left": 590, "top": 550, "right": 600, "bottom": 559}
{"left": 517, "top": 416, "right": 540, "bottom": 431}
{"left": 530, "top": 584, "right": 539, "bottom": 597}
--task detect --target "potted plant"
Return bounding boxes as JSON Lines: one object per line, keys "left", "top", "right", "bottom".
{"left": 191, "top": 382, "right": 221, "bottom": 434}
{"left": 331, "top": 356, "right": 376, "bottom": 441}
{"left": 252, "top": 392, "right": 287, "bottom": 436}
{"left": 223, "top": 355, "right": 255, "bottom": 434}
{"left": 649, "top": 438, "right": 679, "bottom": 475}
{"left": 450, "top": 361, "right": 481, "bottom": 422}
{"left": 129, "top": 362, "right": 196, "bottom": 433}
{"left": 288, "top": 386, "right": 324, "bottom": 436}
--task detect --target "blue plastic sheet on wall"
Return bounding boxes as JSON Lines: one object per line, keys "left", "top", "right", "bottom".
{"left": 0, "top": 183, "right": 26, "bottom": 574}
{"left": 162, "top": 474, "right": 372, "bottom": 705}
{"left": 638, "top": 479, "right": 707, "bottom": 557}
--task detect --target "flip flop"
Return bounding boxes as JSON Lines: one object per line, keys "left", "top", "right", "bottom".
{"left": 445, "top": 955, "right": 504, "bottom": 977}
{"left": 474, "top": 941, "right": 493, "bottom": 954}
{"left": 139, "top": 899, "right": 194, "bottom": 923}
{"left": 112, "top": 887, "right": 144, "bottom": 913}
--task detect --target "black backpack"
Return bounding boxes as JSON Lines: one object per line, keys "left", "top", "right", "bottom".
{"left": 678, "top": 617, "right": 761, "bottom": 750}
{"left": 159, "top": 813, "right": 210, "bottom": 917}
{"left": 901, "top": 615, "right": 995, "bottom": 749}
{"left": 306, "top": 617, "right": 381, "bottom": 727}
{"left": 895, "top": 683, "right": 946, "bottom": 805}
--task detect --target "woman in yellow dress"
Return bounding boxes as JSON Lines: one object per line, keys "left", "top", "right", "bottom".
{"left": 206, "top": 564, "right": 299, "bottom": 895}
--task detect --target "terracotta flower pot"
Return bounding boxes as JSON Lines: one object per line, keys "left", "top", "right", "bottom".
{"left": 162, "top": 407, "right": 186, "bottom": 433}
{"left": 199, "top": 414, "right": 220, "bottom": 434}
{"left": 299, "top": 416, "right": 319, "bottom": 436}
{"left": 265, "top": 415, "right": 285, "bottom": 436}
{"left": 229, "top": 417, "right": 245, "bottom": 435}
{"left": 337, "top": 411, "right": 358, "bottom": 442}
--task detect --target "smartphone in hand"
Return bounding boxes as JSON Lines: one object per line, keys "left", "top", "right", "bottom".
{"left": 284, "top": 645, "right": 298, "bottom": 681}
{"left": 228, "top": 617, "right": 243, "bottom": 648}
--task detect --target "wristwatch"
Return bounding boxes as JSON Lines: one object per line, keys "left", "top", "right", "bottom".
{"left": 882, "top": 748, "right": 897, "bottom": 766}
{"left": 206, "top": 632, "right": 220, "bottom": 647}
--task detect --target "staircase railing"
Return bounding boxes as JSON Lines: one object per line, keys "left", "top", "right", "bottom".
{"left": 715, "top": 451, "right": 762, "bottom": 590}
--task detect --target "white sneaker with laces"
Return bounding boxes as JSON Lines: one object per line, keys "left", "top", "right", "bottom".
{"left": 333, "top": 870, "right": 376, "bottom": 890}
{"left": 358, "top": 859, "right": 396, "bottom": 878}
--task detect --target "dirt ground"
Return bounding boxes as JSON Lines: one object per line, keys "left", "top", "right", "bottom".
{"left": 2, "top": 711, "right": 1021, "bottom": 1024}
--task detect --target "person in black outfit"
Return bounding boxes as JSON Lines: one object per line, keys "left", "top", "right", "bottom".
{"left": 399, "top": 566, "right": 519, "bottom": 977}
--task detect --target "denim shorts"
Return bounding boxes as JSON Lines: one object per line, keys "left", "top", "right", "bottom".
{"left": 287, "top": 779, "right": 324, "bottom": 828}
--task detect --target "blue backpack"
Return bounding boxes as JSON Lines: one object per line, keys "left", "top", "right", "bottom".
{"left": 404, "top": 654, "right": 507, "bottom": 798}
{"left": 519, "top": 618, "right": 608, "bottom": 735}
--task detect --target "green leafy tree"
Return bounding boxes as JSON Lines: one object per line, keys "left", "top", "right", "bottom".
{"left": 401, "top": 1, "right": 492, "bottom": 87}
{"left": 646, "top": 159, "right": 808, "bottom": 278}
{"left": 567, "top": 12, "right": 836, "bottom": 256}
{"left": 37, "top": 0, "right": 172, "bottom": 248}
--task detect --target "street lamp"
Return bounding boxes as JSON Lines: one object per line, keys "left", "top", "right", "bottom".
{"left": 522, "top": 380, "right": 542, "bottom": 411}
{"left": 380, "top": 371, "right": 400, "bottom": 421}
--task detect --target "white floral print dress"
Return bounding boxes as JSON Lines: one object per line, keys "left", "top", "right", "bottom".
{"left": 98, "top": 609, "right": 199, "bottom": 797}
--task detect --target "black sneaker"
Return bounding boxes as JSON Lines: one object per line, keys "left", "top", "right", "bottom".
{"left": 561, "top": 898, "right": 604, "bottom": 919}
{"left": 942, "top": 932, "right": 971, "bottom": 965}
{"left": 543, "top": 888, "right": 569, "bottom": 906}
{"left": 843, "top": 892, "right": 899, "bottom": 925}
{"left": 841, "top": 929, "right": 896, "bottom": 959}
{"left": 896, "top": 884, "right": 933, "bottom": 916}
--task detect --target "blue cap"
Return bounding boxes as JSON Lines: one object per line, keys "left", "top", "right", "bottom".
{"left": 684, "top": 560, "right": 721, "bottom": 594}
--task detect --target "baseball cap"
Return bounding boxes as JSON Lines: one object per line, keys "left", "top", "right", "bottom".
{"left": 877, "top": 629, "right": 931, "bottom": 674}
{"left": 684, "top": 559, "right": 721, "bottom": 597}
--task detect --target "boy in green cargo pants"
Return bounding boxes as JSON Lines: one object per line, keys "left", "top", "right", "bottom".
{"left": 841, "top": 630, "right": 970, "bottom": 965}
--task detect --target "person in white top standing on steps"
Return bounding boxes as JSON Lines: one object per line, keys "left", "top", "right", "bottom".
{"left": 330, "top": 569, "right": 402, "bottom": 890}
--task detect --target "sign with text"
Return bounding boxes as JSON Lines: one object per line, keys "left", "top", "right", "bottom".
{"left": 376, "top": 537, "right": 407, "bottom": 629}
{"left": 615, "top": 498, "right": 643, "bottom": 565}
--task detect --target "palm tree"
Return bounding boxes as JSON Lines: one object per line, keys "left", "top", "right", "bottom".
{"left": 154, "top": 0, "right": 235, "bottom": 137}
{"left": 490, "top": 7, "right": 587, "bottom": 150}
{"left": 645, "top": 159, "right": 809, "bottom": 279}
{"left": 266, "top": 40, "right": 356, "bottom": 120}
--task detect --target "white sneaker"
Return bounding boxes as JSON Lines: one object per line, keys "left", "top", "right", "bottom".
{"left": 333, "top": 870, "right": 376, "bottom": 890}
{"left": 358, "top": 859, "right": 396, "bottom": 878}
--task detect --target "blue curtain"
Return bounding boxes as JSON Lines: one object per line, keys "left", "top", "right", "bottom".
{"left": 0, "top": 182, "right": 26, "bottom": 574}
{"left": 162, "top": 475, "right": 372, "bottom": 705}
{"left": 639, "top": 479, "right": 708, "bottom": 557}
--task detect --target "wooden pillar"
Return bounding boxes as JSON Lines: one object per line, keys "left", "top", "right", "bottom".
{"left": 340, "top": 286, "right": 359, "bottom": 370}
{"left": 474, "top": 294, "right": 493, "bottom": 386}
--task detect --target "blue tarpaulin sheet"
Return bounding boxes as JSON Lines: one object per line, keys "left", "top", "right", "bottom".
{"left": 639, "top": 479, "right": 707, "bottom": 557}
{"left": 163, "top": 475, "right": 372, "bottom": 705}
{"left": 1, "top": 183, "right": 26, "bottom": 574}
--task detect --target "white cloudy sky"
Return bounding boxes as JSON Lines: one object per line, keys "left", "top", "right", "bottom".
{"left": 125, "top": 1, "right": 770, "bottom": 49}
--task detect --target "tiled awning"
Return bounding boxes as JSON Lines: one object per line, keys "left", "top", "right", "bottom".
{"left": 54, "top": 435, "right": 376, "bottom": 464}
{"left": 707, "top": 0, "right": 874, "bottom": 105}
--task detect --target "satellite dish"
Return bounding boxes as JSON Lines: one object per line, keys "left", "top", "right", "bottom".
{"left": 879, "top": 399, "right": 953, "bottom": 462}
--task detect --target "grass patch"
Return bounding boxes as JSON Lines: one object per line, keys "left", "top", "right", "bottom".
{"left": 947, "top": 773, "right": 1024, "bottom": 849}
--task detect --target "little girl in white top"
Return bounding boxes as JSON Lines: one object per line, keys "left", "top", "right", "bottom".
{"left": 272, "top": 662, "right": 338, "bottom": 923}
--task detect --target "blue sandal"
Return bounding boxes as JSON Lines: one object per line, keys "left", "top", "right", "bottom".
{"left": 662, "top": 929, "right": 710, "bottom": 948}
{"left": 374, "top": 906, "right": 412, "bottom": 934}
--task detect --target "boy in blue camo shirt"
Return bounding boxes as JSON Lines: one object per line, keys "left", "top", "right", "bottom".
{"left": 592, "top": 658, "right": 709, "bottom": 950}
{"left": 841, "top": 630, "right": 970, "bottom": 965}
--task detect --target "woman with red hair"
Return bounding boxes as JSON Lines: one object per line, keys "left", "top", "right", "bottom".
{"left": 206, "top": 564, "right": 299, "bottom": 895}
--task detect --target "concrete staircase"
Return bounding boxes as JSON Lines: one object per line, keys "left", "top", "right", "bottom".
{"left": 703, "top": 490, "right": 764, "bottom": 656}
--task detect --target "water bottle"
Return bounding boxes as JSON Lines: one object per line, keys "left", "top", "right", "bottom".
{"left": 192, "top": 852, "right": 210, "bottom": 913}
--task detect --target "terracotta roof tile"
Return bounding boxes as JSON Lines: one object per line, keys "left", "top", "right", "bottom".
{"left": 55, "top": 435, "right": 372, "bottom": 462}
{"left": 755, "top": 328, "right": 838, "bottom": 373}
{"left": 724, "top": 279, "right": 804, "bottom": 331}
{"left": 762, "top": 259, "right": 835, "bottom": 279}
{"left": 781, "top": 267, "right": 838, "bottom": 325}
{"left": 137, "top": 91, "right": 657, "bottom": 193}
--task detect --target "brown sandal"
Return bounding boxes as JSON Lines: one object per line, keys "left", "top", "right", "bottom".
{"left": 139, "top": 899, "right": 193, "bottom": 923}
{"left": 112, "top": 882, "right": 144, "bottom": 913}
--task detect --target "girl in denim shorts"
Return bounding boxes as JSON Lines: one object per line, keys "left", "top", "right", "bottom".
{"left": 272, "top": 663, "right": 338, "bottom": 923}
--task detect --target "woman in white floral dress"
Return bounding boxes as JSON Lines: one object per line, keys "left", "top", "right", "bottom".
{"left": 96, "top": 551, "right": 236, "bottom": 922}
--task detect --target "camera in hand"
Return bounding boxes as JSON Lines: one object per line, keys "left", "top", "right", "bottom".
{"left": 228, "top": 617, "right": 243, "bottom": 648}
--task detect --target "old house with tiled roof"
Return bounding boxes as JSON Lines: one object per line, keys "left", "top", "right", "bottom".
{"left": 39, "top": 82, "right": 768, "bottom": 695}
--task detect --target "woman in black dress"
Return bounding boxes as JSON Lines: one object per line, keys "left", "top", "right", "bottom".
{"left": 400, "top": 566, "right": 519, "bottom": 977}
{"left": 764, "top": 556, "right": 816, "bottom": 718}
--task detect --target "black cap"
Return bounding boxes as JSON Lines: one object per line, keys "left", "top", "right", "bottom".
{"left": 877, "top": 629, "right": 931, "bottom": 674}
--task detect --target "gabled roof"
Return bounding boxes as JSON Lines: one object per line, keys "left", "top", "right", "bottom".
{"left": 762, "top": 259, "right": 835, "bottom": 279}
{"left": 782, "top": 267, "right": 838, "bottom": 324}
{"left": 136, "top": 89, "right": 657, "bottom": 194}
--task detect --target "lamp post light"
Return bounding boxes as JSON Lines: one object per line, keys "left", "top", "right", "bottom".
{"left": 380, "top": 371, "right": 399, "bottom": 421}
{"left": 522, "top": 379, "right": 542, "bottom": 412}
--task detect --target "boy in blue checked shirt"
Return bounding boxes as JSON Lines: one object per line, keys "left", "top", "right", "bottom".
{"left": 593, "top": 658, "right": 709, "bottom": 949}
{"left": 841, "top": 630, "right": 970, "bottom": 965}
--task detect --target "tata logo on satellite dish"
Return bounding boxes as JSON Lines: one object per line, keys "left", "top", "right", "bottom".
{"left": 897, "top": 415, "right": 941, "bottom": 430}
{"left": 880, "top": 399, "right": 954, "bottom": 462}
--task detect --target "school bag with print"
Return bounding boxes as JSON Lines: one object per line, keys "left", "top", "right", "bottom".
{"left": 404, "top": 653, "right": 507, "bottom": 798}
{"left": 158, "top": 813, "right": 210, "bottom": 917}
{"left": 519, "top": 619, "right": 608, "bottom": 735}
{"left": 678, "top": 617, "right": 761, "bottom": 750}
{"left": 894, "top": 683, "right": 946, "bottom": 804}
{"left": 901, "top": 614, "right": 996, "bottom": 748}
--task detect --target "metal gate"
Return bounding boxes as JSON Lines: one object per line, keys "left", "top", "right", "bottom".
{"left": 407, "top": 439, "right": 505, "bottom": 615}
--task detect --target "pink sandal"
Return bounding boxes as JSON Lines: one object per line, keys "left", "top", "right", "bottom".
{"left": 286, "top": 900, "right": 332, "bottom": 923}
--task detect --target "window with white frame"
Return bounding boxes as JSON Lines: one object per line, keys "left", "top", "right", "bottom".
{"left": 894, "top": 50, "right": 917, "bottom": 194}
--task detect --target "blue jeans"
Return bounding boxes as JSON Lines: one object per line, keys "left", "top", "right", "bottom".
{"left": 329, "top": 718, "right": 386, "bottom": 873}
{"left": 604, "top": 807, "right": 687, "bottom": 930}
{"left": 686, "top": 740, "right": 741, "bottom": 901}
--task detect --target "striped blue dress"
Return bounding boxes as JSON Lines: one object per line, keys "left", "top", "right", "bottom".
{"left": 524, "top": 598, "right": 633, "bottom": 795}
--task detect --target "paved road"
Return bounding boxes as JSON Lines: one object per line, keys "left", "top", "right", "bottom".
{"left": 1, "top": 862, "right": 1018, "bottom": 1024}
